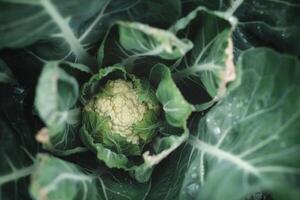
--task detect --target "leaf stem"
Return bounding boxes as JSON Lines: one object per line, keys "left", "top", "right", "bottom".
{"left": 226, "top": 0, "right": 244, "bottom": 16}
{"left": 172, "top": 63, "right": 219, "bottom": 81}
{"left": 50, "top": 147, "right": 89, "bottom": 156}
{"left": 188, "top": 136, "right": 260, "bottom": 175}
{"left": 40, "top": 0, "right": 94, "bottom": 65}
{"left": 0, "top": 164, "right": 36, "bottom": 185}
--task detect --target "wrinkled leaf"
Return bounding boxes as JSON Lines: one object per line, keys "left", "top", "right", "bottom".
{"left": 187, "top": 0, "right": 300, "bottom": 56}
{"left": 0, "top": 0, "right": 182, "bottom": 65}
{"left": 186, "top": 48, "right": 300, "bottom": 200}
{"left": 118, "top": 21, "right": 193, "bottom": 60}
{"left": 35, "top": 61, "right": 82, "bottom": 151}
{"left": 150, "top": 63, "right": 194, "bottom": 127}
{"left": 96, "top": 21, "right": 193, "bottom": 71}
{"left": 235, "top": 0, "right": 300, "bottom": 56}
{"left": 0, "top": 0, "right": 102, "bottom": 64}
{"left": 171, "top": 7, "right": 237, "bottom": 103}
{"left": 30, "top": 154, "right": 152, "bottom": 200}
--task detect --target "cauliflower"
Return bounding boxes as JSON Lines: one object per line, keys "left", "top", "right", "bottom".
{"left": 83, "top": 77, "right": 160, "bottom": 155}
{"left": 79, "top": 65, "right": 193, "bottom": 182}
{"left": 95, "top": 79, "right": 147, "bottom": 144}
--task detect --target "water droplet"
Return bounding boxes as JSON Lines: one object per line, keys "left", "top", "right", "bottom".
{"left": 185, "top": 183, "right": 200, "bottom": 196}
{"left": 236, "top": 103, "right": 243, "bottom": 108}
{"left": 256, "top": 25, "right": 262, "bottom": 33}
{"left": 254, "top": 192, "right": 264, "bottom": 199}
{"left": 281, "top": 32, "right": 288, "bottom": 39}
{"left": 254, "top": 99, "right": 265, "bottom": 111}
{"left": 191, "top": 173, "right": 197, "bottom": 179}
{"left": 214, "top": 127, "right": 221, "bottom": 135}
{"left": 280, "top": 142, "right": 286, "bottom": 148}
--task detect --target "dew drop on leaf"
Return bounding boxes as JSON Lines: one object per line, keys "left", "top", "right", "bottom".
{"left": 185, "top": 183, "right": 200, "bottom": 196}
{"left": 191, "top": 173, "right": 197, "bottom": 179}
{"left": 214, "top": 127, "right": 221, "bottom": 135}
{"left": 280, "top": 142, "right": 286, "bottom": 148}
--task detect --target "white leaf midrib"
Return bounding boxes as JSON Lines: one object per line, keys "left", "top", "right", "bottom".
{"left": 39, "top": 0, "right": 91, "bottom": 62}
{"left": 188, "top": 136, "right": 260, "bottom": 175}
{"left": 39, "top": 172, "right": 92, "bottom": 197}
{"left": 0, "top": 164, "right": 35, "bottom": 185}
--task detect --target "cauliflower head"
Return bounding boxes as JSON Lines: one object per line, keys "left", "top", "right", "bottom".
{"left": 83, "top": 77, "right": 160, "bottom": 156}
{"left": 95, "top": 79, "right": 148, "bottom": 144}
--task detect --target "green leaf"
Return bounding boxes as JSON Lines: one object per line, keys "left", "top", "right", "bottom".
{"left": 95, "top": 21, "right": 193, "bottom": 73}
{"left": 35, "top": 61, "right": 82, "bottom": 151}
{"left": 30, "top": 154, "right": 152, "bottom": 200}
{"left": 185, "top": 48, "right": 300, "bottom": 200}
{"left": 235, "top": 0, "right": 300, "bottom": 56}
{"left": 118, "top": 21, "right": 193, "bottom": 60}
{"left": 82, "top": 110, "right": 142, "bottom": 156}
{"left": 30, "top": 154, "right": 97, "bottom": 200}
{"left": 172, "top": 7, "right": 237, "bottom": 101}
{"left": 80, "top": 124, "right": 132, "bottom": 169}
{"left": 188, "top": 0, "right": 300, "bottom": 56}
{"left": 130, "top": 63, "right": 194, "bottom": 182}
{"left": 150, "top": 63, "right": 194, "bottom": 127}
{"left": 60, "top": 61, "right": 93, "bottom": 74}
{"left": 0, "top": 0, "right": 102, "bottom": 64}
{"left": 0, "top": 0, "right": 182, "bottom": 66}
{"left": 80, "top": 64, "right": 126, "bottom": 105}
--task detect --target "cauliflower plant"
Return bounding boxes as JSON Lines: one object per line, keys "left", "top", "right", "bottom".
{"left": 83, "top": 73, "right": 160, "bottom": 156}
{"left": 79, "top": 65, "right": 193, "bottom": 182}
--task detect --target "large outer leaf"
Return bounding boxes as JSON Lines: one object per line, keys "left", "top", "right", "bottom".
{"left": 0, "top": 0, "right": 102, "bottom": 64}
{"left": 184, "top": 48, "right": 300, "bottom": 200}
{"left": 98, "top": 6, "right": 237, "bottom": 109}
{"left": 30, "top": 154, "right": 152, "bottom": 200}
{"left": 145, "top": 148, "right": 191, "bottom": 200}
{"left": 150, "top": 64, "right": 194, "bottom": 127}
{"left": 184, "top": 0, "right": 300, "bottom": 56}
{"left": 171, "top": 7, "right": 237, "bottom": 103}
{"left": 96, "top": 22, "right": 192, "bottom": 71}
{"left": 234, "top": 0, "right": 300, "bottom": 56}
{"left": 0, "top": 0, "right": 181, "bottom": 66}
{"left": 35, "top": 61, "right": 83, "bottom": 152}
{"left": 118, "top": 21, "right": 193, "bottom": 60}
